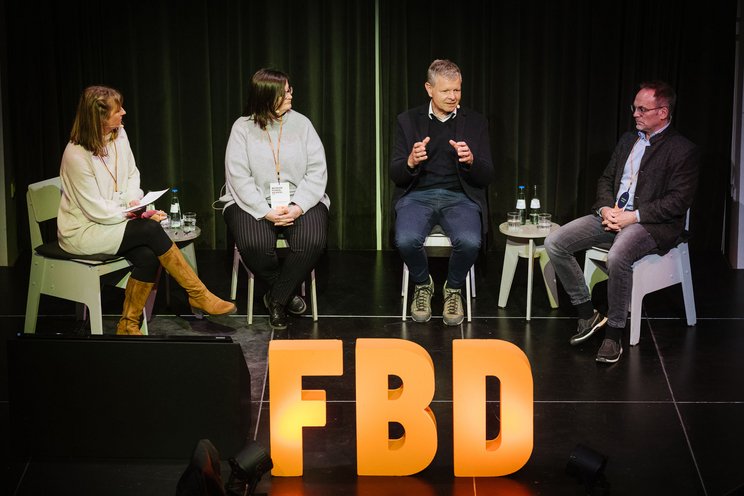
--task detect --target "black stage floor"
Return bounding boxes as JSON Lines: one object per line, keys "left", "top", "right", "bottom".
{"left": 2, "top": 248, "right": 743, "bottom": 495}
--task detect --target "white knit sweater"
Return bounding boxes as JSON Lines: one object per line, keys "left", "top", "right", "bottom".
{"left": 58, "top": 127, "right": 143, "bottom": 255}
{"left": 223, "top": 110, "right": 330, "bottom": 219}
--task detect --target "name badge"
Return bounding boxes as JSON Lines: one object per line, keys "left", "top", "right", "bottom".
{"left": 270, "top": 182, "right": 291, "bottom": 209}
{"left": 616, "top": 191, "right": 629, "bottom": 210}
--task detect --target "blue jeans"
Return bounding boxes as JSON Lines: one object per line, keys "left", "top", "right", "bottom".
{"left": 394, "top": 189, "right": 481, "bottom": 289}
{"left": 544, "top": 214, "right": 658, "bottom": 328}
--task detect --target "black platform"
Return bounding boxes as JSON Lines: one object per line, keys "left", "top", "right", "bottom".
{"left": 2, "top": 248, "right": 743, "bottom": 495}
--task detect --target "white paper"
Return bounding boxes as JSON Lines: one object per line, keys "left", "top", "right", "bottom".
{"left": 123, "top": 189, "right": 169, "bottom": 213}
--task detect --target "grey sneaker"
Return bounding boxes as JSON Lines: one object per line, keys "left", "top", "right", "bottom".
{"left": 442, "top": 282, "right": 464, "bottom": 326}
{"left": 569, "top": 311, "right": 608, "bottom": 346}
{"left": 411, "top": 276, "right": 434, "bottom": 322}
{"left": 596, "top": 338, "right": 623, "bottom": 363}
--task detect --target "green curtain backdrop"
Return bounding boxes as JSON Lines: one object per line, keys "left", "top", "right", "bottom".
{"left": 378, "top": 0, "right": 736, "bottom": 252}
{"left": 3, "top": 0, "right": 736, "bottom": 255}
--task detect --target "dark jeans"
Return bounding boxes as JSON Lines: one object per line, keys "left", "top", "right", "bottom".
{"left": 543, "top": 214, "right": 657, "bottom": 328}
{"left": 224, "top": 203, "right": 328, "bottom": 305}
{"left": 394, "top": 188, "right": 481, "bottom": 289}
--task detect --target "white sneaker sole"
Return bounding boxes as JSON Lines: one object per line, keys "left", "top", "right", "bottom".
{"left": 570, "top": 315, "right": 608, "bottom": 346}
{"left": 411, "top": 313, "right": 432, "bottom": 323}
{"left": 596, "top": 346, "right": 623, "bottom": 363}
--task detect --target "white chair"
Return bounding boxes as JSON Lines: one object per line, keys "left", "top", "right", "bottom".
{"left": 583, "top": 211, "right": 696, "bottom": 346}
{"left": 401, "top": 225, "right": 475, "bottom": 322}
{"left": 230, "top": 241, "right": 318, "bottom": 324}
{"left": 24, "top": 177, "right": 148, "bottom": 335}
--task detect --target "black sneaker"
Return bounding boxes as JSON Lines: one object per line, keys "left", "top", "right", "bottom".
{"left": 596, "top": 338, "right": 623, "bottom": 363}
{"left": 286, "top": 295, "right": 307, "bottom": 316}
{"left": 263, "top": 293, "right": 288, "bottom": 330}
{"left": 569, "top": 310, "right": 607, "bottom": 346}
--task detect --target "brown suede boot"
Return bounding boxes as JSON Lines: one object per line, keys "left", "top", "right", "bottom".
{"left": 116, "top": 277, "right": 155, "bottom": 335}
{"left": 158, "top": 243, "right": 237, "bottom": 316}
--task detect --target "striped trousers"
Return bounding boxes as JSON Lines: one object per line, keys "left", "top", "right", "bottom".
{"left": 224, "top": 203, "right": 328, "bottom": 305}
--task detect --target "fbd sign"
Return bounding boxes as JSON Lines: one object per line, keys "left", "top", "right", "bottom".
{"left": 268, "top": 338, "right": 533, "bottom": 477}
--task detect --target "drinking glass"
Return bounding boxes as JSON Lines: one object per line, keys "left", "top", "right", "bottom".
{"left": 538, "top": 213, "right": 552, "bottom": 230}
{"left": 507, "top": 211, "right": 521, "bottom": 232}
{"left": 182, "top": 212, "right": 197, "bottom": 234}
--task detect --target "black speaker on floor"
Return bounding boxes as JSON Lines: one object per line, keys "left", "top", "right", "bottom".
{"left": 8, "top": 334, "right": 252, "bottom": 459}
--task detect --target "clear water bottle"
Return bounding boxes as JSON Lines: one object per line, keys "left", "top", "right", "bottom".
{"left": 529, "top": 185, "right": 541, "bottom": 224}
{"left": 169, "top": 187, "right": 182, "bottom": 228}
{"left": 516, "top": 185, "right": 527, "bottom": 225}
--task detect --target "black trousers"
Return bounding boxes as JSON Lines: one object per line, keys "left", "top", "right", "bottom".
{"left": 223, "top": 203, "right": 328, "bottom": 305}
{"left": 116, "top": 219, "right": 173, "bottom": 282}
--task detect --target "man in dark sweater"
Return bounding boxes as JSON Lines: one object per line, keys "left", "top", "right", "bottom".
{"left": 391, "top": 59, "right": 494, "bottom": 326}
{"left": 544, "top": 81, "right": 699, "bottom": 363}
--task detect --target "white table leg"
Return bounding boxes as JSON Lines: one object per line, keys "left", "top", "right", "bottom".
{"left": 526, "top": 239, "right": 534, "bottom": 320}
{"left": 498, "top": 240, "right": 521, "bottom": 307}
{"left": 538, "top": 248, "right": 559, "bottom": 308}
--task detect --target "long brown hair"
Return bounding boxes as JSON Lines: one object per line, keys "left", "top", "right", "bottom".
{"left": 69, "top": 86, "right": 123, "bottom": 156}
{"left": 243, "top": 69, "right": 289, "bottom": 130}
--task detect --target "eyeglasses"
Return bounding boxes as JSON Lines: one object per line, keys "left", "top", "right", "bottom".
{"left": 630, "top": 104, "right": 666, "bottom": 114}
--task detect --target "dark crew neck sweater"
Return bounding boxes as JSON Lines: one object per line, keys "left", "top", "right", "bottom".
{"left": 414, "top": 116, "right": 462, "bottom": 191}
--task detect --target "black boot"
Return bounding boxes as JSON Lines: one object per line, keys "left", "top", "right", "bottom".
{"left": 286, "top": 295, "right": 307, "bottom": 316}
{"left": 263, "top": 293, "right": 288, "bottom": 330}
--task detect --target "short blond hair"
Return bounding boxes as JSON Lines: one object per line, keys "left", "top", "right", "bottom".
{"left": 427, "top": 59, "right": 461, "bottom": 85}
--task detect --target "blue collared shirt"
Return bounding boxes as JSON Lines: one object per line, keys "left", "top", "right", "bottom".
{"left": 616, "top": 123, "right": 670, "bottom": 220}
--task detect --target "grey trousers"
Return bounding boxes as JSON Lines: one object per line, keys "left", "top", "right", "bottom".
{"left": 543, "top": 214, "right": 657, "bottom": 328}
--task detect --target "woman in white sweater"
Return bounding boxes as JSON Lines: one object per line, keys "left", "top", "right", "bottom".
{"left": 223, "top": 69, "right": 329, "bottom": 330}
{"left": 58, "top": 86, "right": 235, "bottom": 335}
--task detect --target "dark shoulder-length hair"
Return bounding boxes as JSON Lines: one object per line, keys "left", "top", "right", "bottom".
{"left": 69, "top": 85, "right": 123, "bottom": 156}
{"left": 243, "top": 68, "right": 289, "bottom": 130}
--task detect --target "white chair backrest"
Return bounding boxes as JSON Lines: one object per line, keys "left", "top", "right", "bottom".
{"left": 27, "top": 177, "right": 62, "bottom": 250}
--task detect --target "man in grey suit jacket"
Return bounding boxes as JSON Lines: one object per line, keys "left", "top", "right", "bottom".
{"left": 391, "top": 59, "right": 494, "bottom": 326}
{"left": 545, "top": 81, "right": 699, "bottom": 363}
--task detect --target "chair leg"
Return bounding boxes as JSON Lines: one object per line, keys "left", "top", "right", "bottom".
{"left": 583, "top": 253, "right": 608, "bottom": 295}
{"left": 310, "top": 270, "right": 318, "bottom": 322}
{"left": 86, "top": 297, "right": 105, "bottom": 335}
{"left": 24, "top": 259, "right": 44, "bottom": 333}
{"left": 143, "top": 267, "right": 161, "bottom": 323}
{"left": 247, "top": 270, "right": 255, "bottom": 325}
{"left": 680, "top": 247, "right": 697, "bottom": 326}
{"left": 470, "top": 266, "right": 476, "bottom": 298}
{"left": 401, "top": 264, "right": 410, "bottom": 321}
{"left": 230, "top": 246, "right": 240, "bottom": 301}
{"left": 140, "top": 310, "right": 149, "bottom": 335}
{"left": 465, "top": 270, "right": 472, "bottom": 322}
{"left": 629, "top": 286, "right": 644, "bottom": 346}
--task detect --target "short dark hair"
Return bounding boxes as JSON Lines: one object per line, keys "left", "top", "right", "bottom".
{"left": 640, "top": 80, "right": 677, "bottom": 117}
{"left": 243, "top": 68, "right": 289, "bottom": 130}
